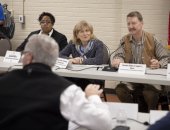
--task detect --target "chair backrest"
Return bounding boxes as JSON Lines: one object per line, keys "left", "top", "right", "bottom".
{"left": 102, "top": 43, "right": 110, "bottom": 64}
{"left": 0, "top": 38, "right": 12, "bottom": 56}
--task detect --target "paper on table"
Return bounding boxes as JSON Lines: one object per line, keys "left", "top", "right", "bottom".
{"left": 106, "top": 102, "right": 138, "bottom": 120}
{"left": 146, "top": 68, "right": 167, "bottom": 76}
{"left": 149, "top": 110, "right": 168, "bottom": 124}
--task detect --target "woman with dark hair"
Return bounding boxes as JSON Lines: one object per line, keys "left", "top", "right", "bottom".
{"left": 16, "top": 12, "right": 68, "bottom": 52}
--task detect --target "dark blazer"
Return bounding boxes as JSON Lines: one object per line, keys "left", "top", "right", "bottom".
{"left": 0, "top": 63, "right": 72, "bottom": 130}
{"left": 16, "top": 29, "right": 68, "bottom": 51}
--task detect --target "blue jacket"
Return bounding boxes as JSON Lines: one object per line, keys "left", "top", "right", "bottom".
{"left": 0, "top": 4, "right": 4, "bottom": 21}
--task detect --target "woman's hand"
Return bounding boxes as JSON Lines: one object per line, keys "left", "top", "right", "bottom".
{"left": 69, "top": 57, "right": 83, "bottom": 64}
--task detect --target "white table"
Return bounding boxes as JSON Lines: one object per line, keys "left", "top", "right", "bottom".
{"left": 53, "top": 65, "right": 170, "bottom": 86}
{"left": 0, "top": 56, "right": 169, "bottom": 86}
{"left": 0, "top": 57, "right": 168, "bottom": 130}
{"left": 74, "top": 110, "right": 169, "bottom": 130}
{"left": 69, "top": 108, "right": 149, "bottom": 130}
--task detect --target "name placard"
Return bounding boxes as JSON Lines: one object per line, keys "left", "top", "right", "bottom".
{"left": 118, "top": 63, "right": 146, "bottom": 75}
{"left": 55, "top": 58, "right": 69, "bottom": 69}
{"left": 167, "top": 64, "right": 170, "bottom": 79}
{"left": 3, "top": 50, "right": 21, "bottom": 63}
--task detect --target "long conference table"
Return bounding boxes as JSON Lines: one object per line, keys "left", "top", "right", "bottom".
{"left": 54, "top": 65, "right": 170, "bottom": 86}
{"left": 0, "top": 56, "right": 169, "bottom": 130}
{"left": 0, "top": 56, "right": 170, "bottom": 86}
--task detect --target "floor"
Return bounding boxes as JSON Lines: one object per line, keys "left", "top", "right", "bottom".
{"left": 101, "top": 94, "right": 120, "bottom": 102}
{"left": 102, "top": 80, "right": 170, "bottom": 110}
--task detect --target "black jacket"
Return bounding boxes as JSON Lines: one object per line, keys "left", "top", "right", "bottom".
{"left": 16, "top": 29, "right": 68, "bottom": 51}
{"left": 0, "top": 63, "right": 72, "bottom": 130}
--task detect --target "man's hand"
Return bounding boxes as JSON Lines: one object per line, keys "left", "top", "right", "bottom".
{"left": 150, "top": 59, "right": 160, "bottom": 69}
{"left": 111, "top": 58, "right": 123, "bottom": 68}
{"left": 85, "top": 84, "right": 103, "bottom": 98}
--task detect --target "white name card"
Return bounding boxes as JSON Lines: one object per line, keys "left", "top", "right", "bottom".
{"left": 118, "top": 63, "right": 146, "bottom": 75}
{"left": 150, "top": 110, "right": 168, "bottom": 124}
{"left": 55, "top": 58, "right": 69, "bottom": 69}
{"left": 167, "top": 64, "right": 170, "bottom": 79}
{"left": 3, "top": 50, "right": 21, "bottom": 63}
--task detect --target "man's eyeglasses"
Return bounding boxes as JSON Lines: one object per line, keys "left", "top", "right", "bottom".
{"left": 40, "top": 20, "right": 52, "bottom": 24}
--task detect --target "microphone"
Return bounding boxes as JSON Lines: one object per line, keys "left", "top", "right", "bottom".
{"left": 102, "top": 42, "right": 125, "bottom": 72}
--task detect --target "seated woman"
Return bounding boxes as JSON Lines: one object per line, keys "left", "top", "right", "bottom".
{"left": 60, "top": 20, "right": 107, "bottom": 65}
{"left": 60, "top": 20, "right": 108, "bottom": 90}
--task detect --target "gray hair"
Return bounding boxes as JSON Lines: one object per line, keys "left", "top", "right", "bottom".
{"left": 24, "top": 34, "right": 59, "bottom": 67}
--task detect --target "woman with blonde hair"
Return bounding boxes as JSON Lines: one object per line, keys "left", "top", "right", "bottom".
{"left": 60, "top": 20, "right": 107, "bottom": 65}
{"left": 60, "top": 20, "right": 108, "bottom": 90}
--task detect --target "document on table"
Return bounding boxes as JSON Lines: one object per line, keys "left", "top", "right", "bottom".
{"left": 106, "top": 102, "right": 138, "bottom": 120}
{"left": 145, "top": 68, "right": 167, "bottom": 76}
{"left": 149, "top": 110, "right": 169, "bottom": 124}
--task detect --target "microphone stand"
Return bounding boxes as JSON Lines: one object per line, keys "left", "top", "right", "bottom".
{"left": 102, "top": 43, "right": 125, "bottom": 72}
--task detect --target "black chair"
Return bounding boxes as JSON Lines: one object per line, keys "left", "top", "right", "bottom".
{"left": 102, "top": 43, "right": 110, "bottom": 64}
{"left": 98, "top": 43, "right": 110, "bottom": 101}
{"left": 158, "top": 86, "right": 170, "bottom": 110}
{"left": 0, "top": 32, "right": 12, "bottom": 56}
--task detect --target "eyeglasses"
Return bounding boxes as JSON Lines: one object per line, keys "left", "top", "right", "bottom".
{"left": 40, "top": 20, "right": 52, "bottom": 24}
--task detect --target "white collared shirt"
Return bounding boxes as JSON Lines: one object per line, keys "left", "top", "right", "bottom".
{"left": 39, "top": 29, "right": 53, "bottom": 37}
{"left": 60, "top": 84, "right": 112, "bottom": 130}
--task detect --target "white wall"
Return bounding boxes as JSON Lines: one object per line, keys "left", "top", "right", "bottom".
{"left": 1, "top": 0, "right": 170, "bottom": 51}
{"left": 121, "top": 0, "right": 170, "bottom": 46}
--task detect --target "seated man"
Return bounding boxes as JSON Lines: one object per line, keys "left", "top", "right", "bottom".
{"left": 0, "top": 34, "right": 112, "bottom": 130}
{"left": 16, "top": 12, "right": 68, "bottom": 52}
{"left": 110, "top": 11, "right": 168, "bottom": 112}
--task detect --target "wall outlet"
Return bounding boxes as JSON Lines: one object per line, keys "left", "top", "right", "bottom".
{"left": 19, "top": 15, "right": 25, "bottom": 23}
